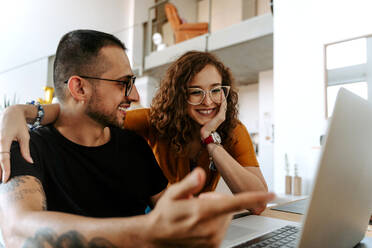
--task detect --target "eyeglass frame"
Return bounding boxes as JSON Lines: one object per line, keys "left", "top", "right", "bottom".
{"left": 64, "top": 75, "right": 136, "bottom": 97}
{"left": 186, "top": 85, "right": 231, "bottom": 106}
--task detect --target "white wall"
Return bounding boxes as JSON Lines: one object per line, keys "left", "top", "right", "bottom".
{"left": 238, "top": 83, "right": 259, "bottom": 133}
{"left": 0, "top": 229, "right": 3, "bottom": 247}
{"left": 0, "top": 58, "right": 48, "bottom": 107}
{"left": 0, "top": 0, "right": 133, "bottom": 73}
{"left": 0, "top": 0, "right": 134, "bottom": 105}
{"left": 274, "top": 0, "right": 372, "bottom": 194}
{"left": 258, "top": 70, "right": 274, "bottom": 191}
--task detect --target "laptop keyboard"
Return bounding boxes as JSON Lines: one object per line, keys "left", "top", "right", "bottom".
{"left": 232, "top": 225, "right": 301, "bottom": 248}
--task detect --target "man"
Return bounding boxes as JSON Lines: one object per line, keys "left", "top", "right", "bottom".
{"left": 0, "top": 30, "right": 273, "bottom": 247}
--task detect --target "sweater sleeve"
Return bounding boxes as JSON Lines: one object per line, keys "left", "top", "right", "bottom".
{"left": 123, "top": 108, "right": 151, "bottom": 140}
{"left": 227, "top": 122, "right": 259, "bottom": 167}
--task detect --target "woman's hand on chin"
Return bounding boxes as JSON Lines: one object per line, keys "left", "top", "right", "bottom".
{"left": 200, "top": 100, "right": 227, "bottom": 139}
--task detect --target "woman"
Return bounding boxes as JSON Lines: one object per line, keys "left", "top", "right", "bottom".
{"left": 0, "top": 51, "right": 267, "bottom": 196}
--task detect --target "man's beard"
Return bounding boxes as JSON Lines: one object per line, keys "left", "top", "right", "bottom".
{"left": 85, "top": 93, "right": 126, "bottom": 129}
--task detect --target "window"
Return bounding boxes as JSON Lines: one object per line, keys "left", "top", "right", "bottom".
{"left": 325, "top": 35, "right": 372, "bottom": 118}
{"left": 326, "top": 38, "right": 366, "bottom": 70}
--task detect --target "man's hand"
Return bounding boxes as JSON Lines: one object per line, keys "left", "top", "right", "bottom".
{"left": 200, "top": 99, "right": 227, "bottom": 140}
{"left": 0, "top": 106, "right": 33, "bottom": 183}
{"left": 146, "top": 168, "right": 275, "bottom": 248}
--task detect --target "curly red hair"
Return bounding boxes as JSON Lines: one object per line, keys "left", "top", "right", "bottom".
{"left": 150, "top": 51, "right": 239, "bottom": 153}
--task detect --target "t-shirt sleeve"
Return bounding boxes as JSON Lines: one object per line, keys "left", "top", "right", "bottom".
{"left": 228, "top": 122, "right": 259, "bottom": 167}
{"left": 10, "top": 140, "right": 43, "bottom": 182}
{"left": 132, "top": 132, "right": 168, "bottom": 196}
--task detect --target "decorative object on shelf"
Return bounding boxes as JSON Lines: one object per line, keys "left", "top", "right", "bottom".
{"left": 263, "top": 112, "right": 273, "bottom": 142}
{"left": 0, "top": 94, "right": 18, "bottom": 112}
{"left": 152, "top": 32, "right": 166, "bottom": 51}
{"left": 37, "top": 86, "right": 54, "bottom": 104}
{"left": 284, "top": 153, "right": 292, "bottom": 195}
{"left": 164, "top": 3, "right": 208, "bottom": 44}
{"left": 293, "top": 163, "right": 302, "bottom": 196}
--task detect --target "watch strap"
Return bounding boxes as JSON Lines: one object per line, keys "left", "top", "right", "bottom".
{"left": 202, "top": 135, "right": 214, "bottom": 145}
{"left": 202, "top": 131, "right": 221, "bottom": 145}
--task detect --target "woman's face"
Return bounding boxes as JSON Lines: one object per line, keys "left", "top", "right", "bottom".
{"left": 187, "top": 64, "right": 223, "bottom": 126}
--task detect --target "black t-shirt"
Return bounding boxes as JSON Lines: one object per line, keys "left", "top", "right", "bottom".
{"left": 10, "top": 125, "right": 168, "bottom": 218}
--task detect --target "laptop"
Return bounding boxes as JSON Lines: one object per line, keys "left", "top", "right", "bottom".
{"left": 222, "top": 88, "right": 372, "bottom": 248}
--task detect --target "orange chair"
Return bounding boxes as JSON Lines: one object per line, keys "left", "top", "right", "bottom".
{"left": 164, "top": 3, "right": 208, "bottom": 44}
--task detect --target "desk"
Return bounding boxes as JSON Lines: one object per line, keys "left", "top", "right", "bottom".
{"left": 260, "top": 199, "right": 372, "bottom": 238}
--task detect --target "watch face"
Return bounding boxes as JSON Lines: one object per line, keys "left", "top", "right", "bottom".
{"left": 212, "top": 132, "right": 221, "bottom": 144}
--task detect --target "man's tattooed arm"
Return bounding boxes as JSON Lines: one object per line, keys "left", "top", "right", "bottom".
{"left": 0, "top": 176, "right": 48, "bottom": 247}
{"left": 0, "top": 176, "right": 150, "bottom": 248}
{"left": 23, "top": 228, "right": 117, "bottom": 248}
{"left": 0, "top": 176, "right": 47, "bottom": 210}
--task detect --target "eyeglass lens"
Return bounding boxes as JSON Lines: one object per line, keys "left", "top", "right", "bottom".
{"left": 125, "top": 76, "right": 135, "bottom": 96}
{"left": 187, "top": 86, "right": 229, "bottom": 105}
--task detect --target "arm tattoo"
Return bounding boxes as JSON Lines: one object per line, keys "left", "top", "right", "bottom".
{"left": 1, "top": 178, "right": 114, "bottom": 247}
{"left": 32, "top": 177, "right": 47, "bottom": 210}
{"left": 23, "top": 228, "right": 117, "bottom": 248}
{"left": 0, "top": 176, "right": 26, "bottom": 193}
{"left": 0, "top": 176, "right": 47, "bottom": 210}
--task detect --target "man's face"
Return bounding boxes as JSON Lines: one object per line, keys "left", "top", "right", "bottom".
{"left": 85, "top": 46, "right": 139, "bottom": 128}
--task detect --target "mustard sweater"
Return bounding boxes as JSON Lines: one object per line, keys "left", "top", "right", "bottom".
{"left": 124, "top": 108, "right": 259, "bottom": 192}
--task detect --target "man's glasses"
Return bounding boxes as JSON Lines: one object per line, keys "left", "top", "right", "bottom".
{"left": 187, "top": 86, "right": 230, "bottom": 105}
{"left": 64, "top": 75, "right": 136, "bottom": 97}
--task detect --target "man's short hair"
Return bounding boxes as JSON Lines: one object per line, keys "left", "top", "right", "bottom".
{"left": 53, "top": 30, "right": 127, "bottom": 102}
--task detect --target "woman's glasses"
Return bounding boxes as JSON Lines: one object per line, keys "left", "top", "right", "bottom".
{"left": 187, "top": 86, "right": 230, "bottom": 105}
{"left": 64, "top": 75, "right": 136, "bottom": 97}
